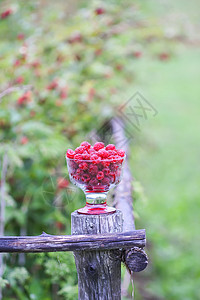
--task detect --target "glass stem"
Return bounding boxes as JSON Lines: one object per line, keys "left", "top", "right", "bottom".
{"left": 85, "top": 192, "right": 107, "bottom": 205}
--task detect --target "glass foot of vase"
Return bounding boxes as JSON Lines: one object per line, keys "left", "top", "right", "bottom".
{"left": 77, "top": 203, "right": 116, "bottom": 215}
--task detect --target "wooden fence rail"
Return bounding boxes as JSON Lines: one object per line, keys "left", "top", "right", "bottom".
{"left": 0, "top": 230, "right": 145, "bottom": 253}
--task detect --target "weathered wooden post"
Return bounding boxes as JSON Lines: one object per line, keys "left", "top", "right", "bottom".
{"left": 71, "top": 210, "right": 123, "bottom": 300}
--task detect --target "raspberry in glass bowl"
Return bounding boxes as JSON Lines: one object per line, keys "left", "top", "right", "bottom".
{"left": 66, "top": 142, "right": 125, "bottom": 215}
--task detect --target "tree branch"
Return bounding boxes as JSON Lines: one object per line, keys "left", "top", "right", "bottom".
{"left": 0, "top": 85, "right": 33, "bottom": 103}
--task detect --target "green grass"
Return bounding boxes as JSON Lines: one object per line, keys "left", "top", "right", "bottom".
{"left": 128, "top": 46, "right": 200, "bottom": 299}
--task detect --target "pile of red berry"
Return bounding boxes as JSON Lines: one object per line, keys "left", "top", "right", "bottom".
{"left": 66, "top": 142, "right": 125, "bottom": 192}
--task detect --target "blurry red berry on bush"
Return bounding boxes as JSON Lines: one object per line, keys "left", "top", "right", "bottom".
{"left": 20, "top": 136, "right": 29, "bottom": 145}
{"left": 67, "top": 33, "right": 82, "bottom": 44}
{"left": 59, "top": 88, "right": 68, "bottom": 99}
{"left": 159, "top": 52, "right": 170, "bottom": 61}
{"left": 133, "top": 51, "right": 142, "bottom": 58}
{"left": 13, "top": 59, "right": 21, "bottom": 67}
{"left": 1, "top": 9, "right": 13, "bottom": 19}
{"left": 57, "top": 177, "right": 69, "bottom": 189}
{"left": 31, "top": 61, "right": 41, "bottom": 69}
{"left": 17, "top": 91, "right": 32, "bottom": 106}
{"left": 115, "top": 64, "right": 123, "bottom": 71}
{"left": 95, "top": 8, "right": 105, "bottom": 15}
{"left": 94, "top": 48, "right": 103, "bottom": 56}
{"left": 47, "top": 80, "right": 58, "bottom": 90}
{"left": 55, "top": 221, "right": 65, "bottom": 230}
{"left": 17, "top": 33, "right": 25, "bottom": 40}
{"left": 15, "top": 76, "right": 24, "bottom": 84}
{"left": 88, "top": 87, "right": 96, "bottom": 101}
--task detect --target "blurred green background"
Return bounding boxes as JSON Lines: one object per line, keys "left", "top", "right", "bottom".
{"left": 0, "top": 0, "right": 199, "bottom": 299}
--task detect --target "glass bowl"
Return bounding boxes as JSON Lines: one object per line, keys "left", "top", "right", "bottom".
{"left": 66, "top": 155, "right": 125, "bottom": 214}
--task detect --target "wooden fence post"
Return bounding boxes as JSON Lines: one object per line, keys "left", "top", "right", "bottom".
{"left": 71, "top": 210, "right": 123, "bottom": 300}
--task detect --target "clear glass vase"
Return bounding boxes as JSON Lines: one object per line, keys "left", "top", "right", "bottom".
{"left": 66, "top": 155, "right": 125, "bottom": 214}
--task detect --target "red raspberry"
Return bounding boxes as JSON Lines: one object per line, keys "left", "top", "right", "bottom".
{"left": 20, "top": 136, "right": 29, "bottom": 145}
{"left": 79, "top": 162, "right": 88, "bottom": 170}
{"left": 75, "top": 146, "right": 85, "bottom": 154}
{"left": 82, "top": 151, "right": 90, "bottom": 160}
{"left": 66, "top": 149, "right": 75, "bottom": 159}
{"left": 108, "top": 155, "right": 116, "bottom": 162}
{"left": 109, "top": 172, "right": 116, "bottom": 183}
{"left": 89, "top": 178, "right": 98, "bottom": 186}
{"left": 80, "top": 141, "right": 91, "bottom": 150}
{"left": 97, "top": 171, "right": 104, "bottom": 180}
{"left": 101, "top": 161, "right": 110, "bottom": 167}
{"left": 115, "top": 156, "right": 123, "bottom": 163}
{"left": 95, "top": 8, "right": 105, "bottom": 15}
{"left": 90, "top": 154, "right": 101, "bottom": 164}
{"left": 110, "top": 163, "right": 119, "bottom": 172}
{"left": 105, "top": 144, "right": 116, "bottom": 151}
{"left": 15, "top": 76, "right": 24, "bottom": 84}
{"left": 47, "top": 80, "right": 58, "bottom": 90}
{"left": 93, "top": 142, "right": 105, "bottom": 151}
{"left": 88, "top": 148, "right": 95, "bottom": 154}
{"left": 76, "top": 168, "right": 84, "bottom": 175}
{"left": 74, "top": 174, "right": 81, "bottom": 182}
{"left": 98, "top": 149, "right": 109, "bottom": 158}
{"left": 81, "top": 174, "right": 90, "bottom": 182}
{"left": 1, "top": 9, "right": 13, "bottom": 19}
{"left": 103, "top": 168, "right": 110, "bottom": 176}
{"left": 17, "top": 33, "right": 25, "bottom": 40}
{"left": 117, "top": 150, "right": 125, "bottom": 157}
{"left": 102, "top": 177, "right": 110, "bottom": 186}
{"left": 107, "top": 150, "right": 116, "bottom": 157}
{"left": 89, "top": 164, "right": 98, "bottom": 175}
{"left": 74, "top": 154, "right": 82, "bottom": 162}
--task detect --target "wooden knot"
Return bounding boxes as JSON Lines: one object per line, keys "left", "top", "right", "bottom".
{"left": 40, "top": 232, "right": 51, "bottom": 237}
{"left": 123, "top": 247, "right": 148, "bottom": 273}
{"left": 86, "top": 263, "right": 98, "bottom": 278}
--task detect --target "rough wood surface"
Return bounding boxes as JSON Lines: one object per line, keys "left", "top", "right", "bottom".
{"left": 0, "top": 230, "right": 145, "bottom": 253}
{"left": 123, "top": 247, "right": 148, "bottom": 273}
{"left": 111, "top": 117, "right": 135, "bottom": 231}
{"left": 111, "top": 117, "right": 148, "bottom": 274}
{"left": 71, "top": 210, "right": 123, "bottom": 300}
